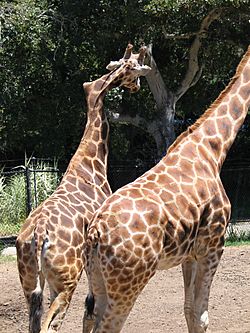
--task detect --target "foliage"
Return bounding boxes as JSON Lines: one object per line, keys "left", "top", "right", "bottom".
{"left": 109, "top": 122, "right": 157, "bottom": 162}
{"left": 0, "top": 161, "right": 60, "bottom": 235}
{"left": 0, "top": 171, "right": 26, "bottom": 233}
{"left": 0, "top": 0, "right": 89, "bottom": 163}
{"left": 0, "top": 0, "right": 249, "bottom": 165}
{"left": 1, "top": 1, "right": 54, "bottom": 153}
{"left": 28, "top": 159, "right": 60, "bottom": 206}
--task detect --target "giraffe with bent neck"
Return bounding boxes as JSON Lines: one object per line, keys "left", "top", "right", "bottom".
{"left": 83, "top": 45, "right": 250, "bottom": 333}
{"left": 15, "top": 44, "right": 150, "bottom": 333}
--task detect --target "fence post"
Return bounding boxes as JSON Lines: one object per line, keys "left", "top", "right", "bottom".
{"left": 33, "top": 168, "right": 38, "bottom": 208}
{"left": 25, "top": 166, "right": 32, "bottom": 216}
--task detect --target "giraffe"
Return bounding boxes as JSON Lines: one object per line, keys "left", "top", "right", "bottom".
{"left": 15, "top": 44, "right": 151, "bottom": 333}
{"left": 83, "top": 45, "right": 250, "bottom": 333}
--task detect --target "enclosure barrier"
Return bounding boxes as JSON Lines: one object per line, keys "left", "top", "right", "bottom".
{"left": 0, "top": 158, "right": 60, "bottom": 248}
{"left": 0, "top": 159, "right": 250, "bottom": 249}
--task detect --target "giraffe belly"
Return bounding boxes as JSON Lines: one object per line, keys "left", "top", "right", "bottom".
{"left": 157, "top": 238, "right": 192, "bottom": 270}
{"left": 157, "top": 253, "right": 186, "bottom": 270}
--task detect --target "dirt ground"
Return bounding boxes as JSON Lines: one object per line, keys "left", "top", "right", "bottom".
{"left": 0, "top": 246, "right": 249, "bottom": 333}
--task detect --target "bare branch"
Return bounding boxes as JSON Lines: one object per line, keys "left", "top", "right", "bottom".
{"left": 108, "top": 112, "right": 147, "bottom": 128}
{"left": 189, "top": 64, "right": 204, "bottom": 88}
{"left": 162, "top": 26, "right": 197, "bottom": 40}
{"left": 173, "top": 8, "right": 222, "bottom": 101}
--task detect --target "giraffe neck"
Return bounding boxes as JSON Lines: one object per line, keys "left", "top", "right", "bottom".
{"left": 82, "top": 85, "right": 109, "bottom": 169}
{"left": 169, "top": 46, "right": 250, "bottom": 170}
{"left": 64, "top": 75, "right": 112, "bottom": 181}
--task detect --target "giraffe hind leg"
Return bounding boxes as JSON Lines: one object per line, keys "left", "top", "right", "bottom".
{"left": 182, "top": 258, "right": 197, "bottom": 332}
{"left": 88, "top": 265, "right": 144, "bottom": 332}
{"left": 82, "top": 282, "right": 108, "bottom": 332}
{"left": 83, "top": 245, "right": 110, "bottom": 333}
{"left": 16, "top": 239, "right": 45, "bottom": 333}
{"left": 182, "top": 246, "right": 224, "bottom": 333}
{"left": 28, "top": 272, "right": 46, "bottom": 333}
{"left": 40, "top": 287, "right": 76, "bottom": 333}
{"left": 92, "top": 294, "right": 136, "bottom": 333}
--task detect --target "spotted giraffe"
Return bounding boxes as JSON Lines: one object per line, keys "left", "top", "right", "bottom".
{"left": 15, "top": 44, "right": 150, "bottom": 333}
{"left": 83, "top": 45, "right": 250, "bottom": 333}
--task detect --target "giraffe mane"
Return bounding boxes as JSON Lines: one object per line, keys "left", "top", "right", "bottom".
{"left": 167, "top": 45, "right": 250, "bottom": 154}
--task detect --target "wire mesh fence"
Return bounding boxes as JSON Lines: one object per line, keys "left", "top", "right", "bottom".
{"left": 0, "top": 158, "right": 60, "bottom": 248}
{"left": 108, "top": 159, "right": 250, "bottom": 240}
{"left": 0, "top": 158, "right": 250, "bottom": 249}
{"left": 221, "top": 160, "right": 250, "bottom": 239}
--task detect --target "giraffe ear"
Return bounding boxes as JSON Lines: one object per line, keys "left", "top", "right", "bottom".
{"left": 136, "top": 65, "right": 151, "bottom": 76}
{"left": 106, "top": 61, "right": 121, "bottom": 71}
{"left": 83, "top": 82, "right": 92, "bottom": 94}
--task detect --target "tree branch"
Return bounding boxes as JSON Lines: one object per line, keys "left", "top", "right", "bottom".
{"left": 108, "top": 112, "right": 147, "bottom": 128}
{"left": 162, "top": 27, "right": 197, "bottom": 40}
{"left": 108, "top": 110, "right": 175, "bottom": 159}
{"left": 174, "top": 8, "right": 222, "bottom": 101}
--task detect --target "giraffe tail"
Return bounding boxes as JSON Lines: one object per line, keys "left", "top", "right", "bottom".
{"left": 83, "top": 225, "right": 101, "bottom": 333}
{"left": 29, "top": 291, "right": 43, "bottom": 333}
{"left": 28, "top": 226, "right": 48, "bottom": 333}
{"left": 83, "top": 293, "right": 95, "bottom": 333}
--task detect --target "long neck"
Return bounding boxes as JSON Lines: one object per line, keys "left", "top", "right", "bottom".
{"left": 82, "top": 81, "right": 110, "bottom": 170}
{"left": 169, "top": 47, "right": 250, "bottom": 170}
{"left": 65, "top": 74, "right": 112, "bottom": 180}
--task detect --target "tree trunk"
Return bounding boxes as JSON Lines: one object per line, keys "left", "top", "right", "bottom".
{"left": 145, "top": 43, "right": 176, "bottom": 158}
{"left": 110, "top": 9, "right": 222, "bottom": 159}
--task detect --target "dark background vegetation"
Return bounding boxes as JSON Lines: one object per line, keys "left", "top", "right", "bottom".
{"left": 0, "top": 0, "right": 249, "bottom": 170}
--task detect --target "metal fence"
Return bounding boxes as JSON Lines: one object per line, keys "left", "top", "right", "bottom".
{"left": 221, "top": 160, "right": 250, "bottom": 237}
{"left": 0, "top": 158, "right": 250, "bottom": 248}
{"left": 1, "top": 165, "right": 60, "bottom": 216}
{"left": 108, "top": 159, "right": 250, "bottom": 238}
{"left": 0, "top": 158, "right": 60, "bottom": 247}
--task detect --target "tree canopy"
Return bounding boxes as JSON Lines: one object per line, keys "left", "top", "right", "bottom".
{"left": 0, "top": 0, "right": 249, "bottom": 167}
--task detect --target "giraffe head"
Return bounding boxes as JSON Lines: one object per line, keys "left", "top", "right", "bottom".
{"left": 105, "top": 43, "right": 151, "bottom": 93}
{"left": 83, "top": 44, "right": 151, "bottom": 101}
